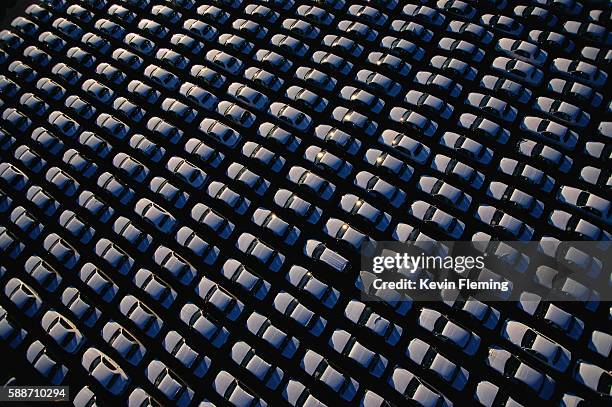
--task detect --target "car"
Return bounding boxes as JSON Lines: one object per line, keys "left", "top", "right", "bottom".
{"left": 5, "top": 278, "right": 42, "bottom": 317}
{"left": 492, "top": 57, "right": 544, "bottom": 86}
{"left": 486, "top": 181, "right": 544, "bottom": 219}
{"left": 519, "top": 116, "right": 578, "bottom": 150}
{"left": 363, "top": 148, "right": 414, "bottom": 183}
{"left": 274, "top": 291, "right": 327, "bottom": 336}
{"left": 232, "top": 18, "right": 268, "bottom": 40}
{"left": 479, "top": 75, "right": 532, "bottom": 104}
{"left": 213, "top": 370, "right": 267, "bottom": 407}
{"left": 27, "top": 341, "right": 68, "bottom": 385}
{"left": 389, "top": 107, "right": 437, "bottom": 138}
{"left": 52, "top": 18, "right": 82, "bottom": 40}
{"left": 130, "top": 134, "right": 165, "bottom": 163}
{"left": 253, "top": 49, "right": 293, "bottom": 73}
{"left": 183, "top": 19, "right": 217, "bottom": 41}
{"left": 252, "top": 208, "right": 300, "bottom": 246}
{"left": 563, "top": 20, "right": 609, "bottom": 43}
{"left": 287, "top": 265, "right": 339, "bottom": 309}
{"left": 243, "top": 67, "right": 284, "bottom": 92}
{"left": 184, "top": 138, "right": 224, "bottom": 169}
{"left": 217, "top": 101, "right": 255, "bottom": 128}
{"left": 533, "top": 97, "right": 590, "bottom": 128}
{"left": 300, "top": 350, "right": 359, "bottom": 401}
{"left": 557, "top": 186, "right": 610, "bottom": 225}
{"left": 402, "top": 4, "right": 445, "bottom": 26}
{"left": 227, "top": 82, "right": 268, "bottom": 111}
{"left": 517, "top": 138, "right": 573, "bottom": 174}
{"left": 63, "top": 95, "right": 96, "bottom": 121}
{"left": 190, "top": 65, "right": 226, "bottom": 89}
{"left": 82, "top": 79, "right": 114, "bottom": 104}
{"left": 77, "top": 190, "right": 115, "bottom": 222}
{"left": 135, "top": 198, "right": 177, "bottom": 234}
{"left": 147, "top": 117, "right": 183, "bottom": 145}
{"left": 268, "top": 103, "right": 312, "bottom": 132}
{"left": 124, "top": 33, "right": 156, "bottom": 55}
{"left": 495, "top": 38, "right": 547, "bottom": 66}
{"left": 486, "top": 347, "right": 555, "bottom": 400}
{"left": 81, "top": 348, "right": 129, "bottom": 395}
{"left": 339, "top": 194, "right": 391, "bottom": 232}
{"left": 170, "top": 33, "right": 203, "bottom": 55}
{"left": 236, "top": 232, "right": 285, "bottom": 273}
{"left": 466, "top": 93, "right": 517, "bottom": 123}
{"left": 388, "top": 366, "right": 453, "bottom": 406}
{"left": 501, "top": 320, "right": 571, "bottom": 372}
{"left": 438, "top": 37, "right": 484, "bottom": 63}
{"left": 337, "top": 19, "right": 378, "bottom": 42}
{"left": 322, "top": 34, "right": 364, "bottom": 57}
{"left": 161, "top": 98, "right": 196, "bottom": 124}
{"left": 547, "top": 78, "right": 603, "bottom": 108}
{"left": 304, "top": 239, "right": 350, "bottom": 273}
{"left": 273, "top": 189, "right": 322, "bottom": 225}
{"left": 206, "top": 181, "right": 250, "bottom": 215}
{"left": 474, "top": 381, "right": 522, "bottom": 407}
{"left": 550, "top": 58, "right": 607, "bottom": 88}
{"left": 304, "top": 146, "right": 352, "bottom": 178}
{"left": 226, "top": 263, "right": 270, "bottom": 307}
{"left": 447, "top": 20, "right": 493, "bottom": 44}
{"left": 0, "top": 305, "right": 27, "bottom": 349}
{"left": 145, "top": 360, "right": 194, "bottom": 407}
{"left": 354, "top": 171, "right": 406, "bottom": 208}
{"left": 332, "top": 106, "right": 378, "bottom": 136}
{"left": 95, "top": 18, "right": 125, "bottom": 40}
{"left": 127, "top": 80, "right": 159, "bottom": 105}
{"left": 328, "top": 329, "right": 388, "bottom": 377}
{"left": 180, "top": 303, "right": 228, "bottom": 347}
{"left": 244, "top": 4, "right": 279, "bottom": 23}
{"left": 96, "top": 113, "right": 130, "bottom": 140}
{"left": 151, "top": 4, "right": 182, "bottom": 24}
{"left": 242, "top": 142, "right": 285, "bottom": 173}
{"left": 406, "top": 337, "right": 469, "bottom": 390}
{"left": 440, "top": 132, "right": 493, "bottom": 165}
{"left": 205, "top": 49, "right": 243, "bottom": 75}
{"left": 96, "top": 62, "right": 126, "bottom": 85}
{"left": 9, "top": 61, "right": 37, "bottom": 83}
{"left": 313, "top": 51, "right": 353, "bottom": 76}
{"left": 356, "top": 69, "right": 401, "bottom": 97}
{"left": 3, "top": 108, "right": 32, "bottom": 133}
{"left": 418, "top": 175, "right": 472, "bottom": 213}
{"left": 572, "top": 360, "right": 611, "bottom": 398}
{"left": 138, "top": 18, "right": 168, "bottom": 39}
{"left": 323, "top": 218, "right": 372, "bottom": 253}
{"left": 119, "top": 295, "right": 163, "bottom": 338}
{"left": 406, "top": 90, "right": 454, "bottom": 120}
{"left": 294, "top": 67, "right": 337, "bottom": 92}
{"left": 143, "top": 65, "right": 179, "bottom": 91}
{"left": 281, "top": 380, "right": 324, "bottom": 407}
{"left": 199, "top": 118, "right": 241, "bottom": 148}
{"left": 419, "top": 308, "right": 480, "bottom": 355}
{"left": 475, "top": 205, "right": 534, "bottom": 240}
{"left": 107, "top": 3, "right": 136, "bottom": 22}
{"left": 349, "top": 4, "right": 387, "bottom": 26}
{"left": 81, "top": 33, "right": 110, "bottom": 54}
{"left": 23, "top": 256, "right": 62, "bottom": 293}
{"left": 0, "top": 162, "right": 29, "bottom": 192}
{"left": 94, "top": 239, "right": 134, "bottom": 276}
{"left": 162, "top": 330, "right": 210, "bottom": 378}
{"left": 156, "top": 48, "right": 190, "bottom": 70}
{"left": 102, "top": 321, "right": 146, "bottom": 366}
{"left": 548, "top": 210, "right": 611, "bottom": 243}
{"left": 196, "top": 0, "right": 230, "bottom": 25}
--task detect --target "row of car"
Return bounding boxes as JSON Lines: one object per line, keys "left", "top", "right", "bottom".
{"left": 0, "top": 0, "right": 610, "bottom": 405}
